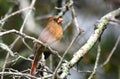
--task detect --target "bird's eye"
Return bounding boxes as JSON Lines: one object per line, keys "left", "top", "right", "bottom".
{"left": 53, "top": 18, "right": 63, "bottom": 24}
{"left": 53, "top": 18, "right": 58, "bottom": 22}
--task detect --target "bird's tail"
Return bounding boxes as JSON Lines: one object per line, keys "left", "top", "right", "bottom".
{"left": 30, "top": 58, "right": 39, "bottom": 75}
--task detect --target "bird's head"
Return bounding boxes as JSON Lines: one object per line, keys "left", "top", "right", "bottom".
{"left": 48, "top": 16, "right": 63, "bottom": 24}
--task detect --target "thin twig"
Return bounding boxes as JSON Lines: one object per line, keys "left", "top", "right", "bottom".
{"left": 1, "top": 0, "right": 36, "bottom": 79}
{"left": 11, "top": 0, "right": 36, "bottom": 49}
{"left": 0, "top": 7, "right": 13, "bottom": 26}
{"left": 0, "top": 7, "right": 32, "bottom": 24}
{"left": 63, "top": 20, "right": 72, "bottom": 31}
{"left": 19, "top": 0, "right": 36, "bottom": 33}
{"left": 52, "top": 32, "right": 80, "bottom": 79}
{"left": 7, "top": 53, "right": 32, "bottom": 65}
{"left": 56, "top": 0, "right": 73, "bottom": 18}
{"left": 47, "top": 46, "right": 62, "bottom": 59}
{"left": 22, "top": 38, "right": 33, "bottom": 52}
{"left": 60, "top": 7, "right": 120, "bottom": 79}
{"left": 110, "top": 17, "right": 120, "bottom": 25}
{"left": 101, "top": 35, "right": 120, "bottom": 67}
{"left": 1, "top": 52, "right": 10, "bottom": 79}
{"left": 0, "top": 71, "right": 38, "bottom": 79}
{"left": 52, "top": 0, "right": 83, "bottom": 78}
{"left": 72, "top": 67, "right": 92, "bottom": 73}
{"left": 0, "top": 29, "right": 62, "bottom": 59}
{"left": 70, "top": 0, "right": 82, "bottom": 33}
{"left": 88, "top": 42, "right": 101, "bottom": 79}
{"left": 49, "top": 55, "right": 53, "bottom": 70}
{"left": 0, "top": 43, "right": 14, "bottom": 56}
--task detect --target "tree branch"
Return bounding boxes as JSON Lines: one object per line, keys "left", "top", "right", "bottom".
{"left": 59, "top": 8, "right": 120, "bottom": 79}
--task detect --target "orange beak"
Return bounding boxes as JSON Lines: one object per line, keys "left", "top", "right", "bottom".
{"left": 57, "top": 18, "right": 63, "bottom": 24}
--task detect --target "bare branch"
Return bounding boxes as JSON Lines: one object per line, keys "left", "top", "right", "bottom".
{"left": 110, "top": 17, "right": 120, "bottom": 25}
{"left": 1, "top": 1, "right": 37, "bottom": 78}
{"left": 59, "top": 7, "right": 120, "bottom": 79}
{"left": 0, "top": 43, "right": 14, "bottom": 56}
{"left": 0, "top": 7, "right": 32, "bottom": 24}
{"left": 22, "top": 38, "right": 33, "bottom": 52}
{"left": 101, "top": 35, "right": 120, "bottom": 67}
{"left": 52, "top": 30, "right": 80, "bottom": 79}
{"left": 88, "top": 42, "right": 101, "bottom": 79}
{"left": 56, "top": 0, "right": 73, "bottom": 17}
{"left": 7, "top": 52, "right": 32, "bottom": 65}
{"left": 69, "top": 0, "right": 83, "bottom": 34}
{"left": 0, "top": 29, "right": 62, "bottom": 59}
{"left": 0, "top": 71, "right": 38, "bottom": 79}
{"left": 73, "top": 67, "right": 92, "bottom": 73}
{"left": 52, "top": 0, "right": 84, "bottom": 78}
{"left": 19, "top": 0, "right": 36, "bottom": 33}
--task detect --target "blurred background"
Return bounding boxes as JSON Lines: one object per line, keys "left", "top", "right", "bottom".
{"left": 0, "top": 0, "right": 120, "bottom": 79}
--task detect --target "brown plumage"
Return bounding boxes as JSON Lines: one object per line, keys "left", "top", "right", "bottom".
{"left": 30, "top": 16, "right": 63, "bottom": 76}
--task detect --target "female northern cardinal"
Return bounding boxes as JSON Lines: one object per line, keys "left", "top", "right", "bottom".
{"left": 30, "top": 16, "right": 63, "bottom": 75}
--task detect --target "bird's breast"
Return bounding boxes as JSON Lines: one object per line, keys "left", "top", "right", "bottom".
{"left": 39, "top": 22, "right": 63, "bottom": 45}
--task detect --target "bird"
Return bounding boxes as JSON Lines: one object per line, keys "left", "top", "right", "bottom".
{"left": 30, "top": 16, "right": 63, "bottom": 76}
